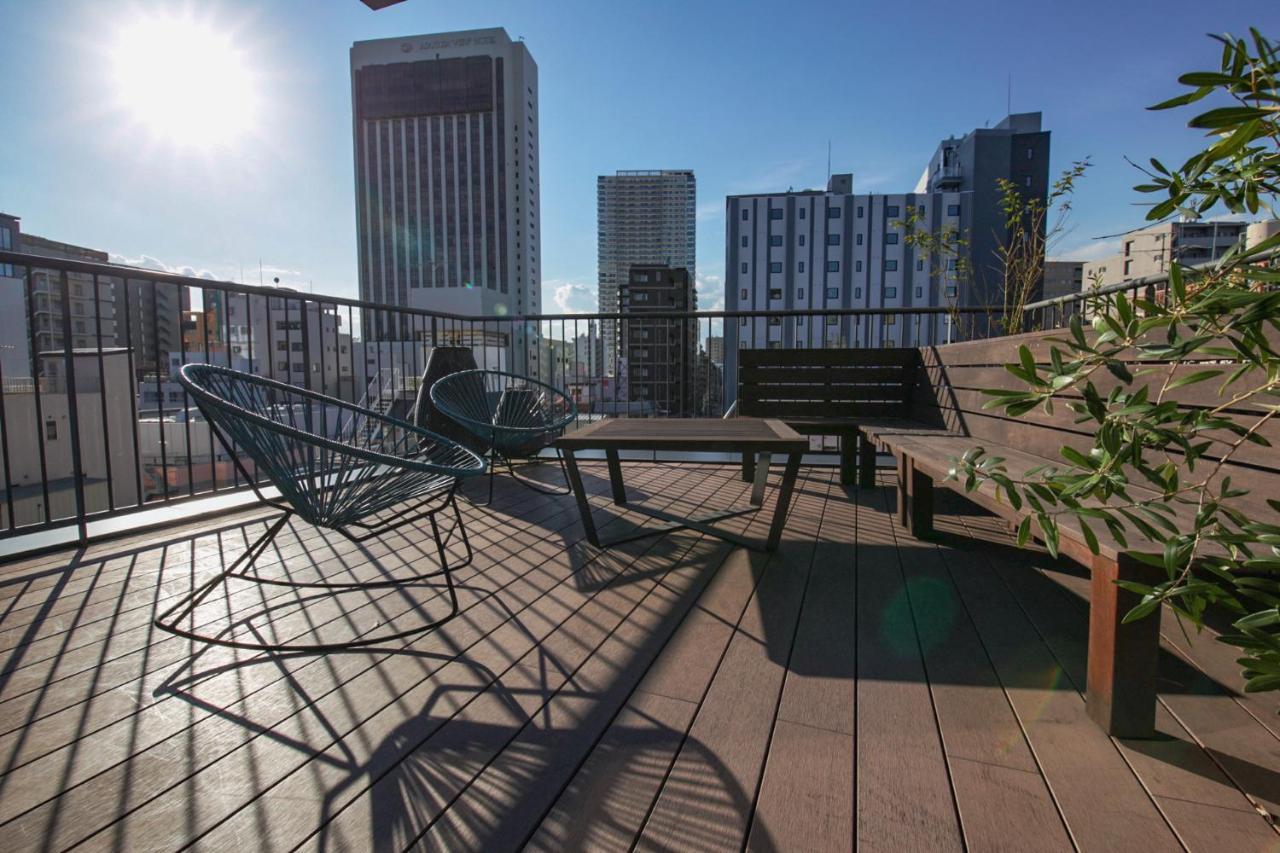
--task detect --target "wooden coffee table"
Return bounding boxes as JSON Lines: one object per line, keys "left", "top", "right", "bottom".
{"left": 554, "top": 418, "right": 808, "bottom": 552}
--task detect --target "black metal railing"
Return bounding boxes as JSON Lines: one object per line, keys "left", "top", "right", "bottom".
{"left": 0, "top": 249, "right": 1037, "bottom": 552}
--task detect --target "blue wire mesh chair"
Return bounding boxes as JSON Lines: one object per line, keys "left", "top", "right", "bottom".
{"left": 154, "top": 364, "right": 486, "bottom": 652}
{"left": 430, "top": 369, "right": 577, "bottom": 505}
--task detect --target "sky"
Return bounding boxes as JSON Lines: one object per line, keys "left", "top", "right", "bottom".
{"left": 0, "top": 0, "right": 1274, "bottom": 316}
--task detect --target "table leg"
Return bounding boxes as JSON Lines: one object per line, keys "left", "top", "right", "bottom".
{"left": 605, "top": 450, "right": 627, "bottom": 506}
{"left": 562, "top": 449, "right": 599, "bottom": 547}
{"left": 750, "top": 451, "right": 771, "bottom": 505}
{"left": 766, "top": 452, "right": 803, "bottom": 550}
{"left": 741, "top": 451, "right": 755, "bottom": 483}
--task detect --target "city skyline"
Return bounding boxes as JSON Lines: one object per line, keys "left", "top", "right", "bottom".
{"left": 0, "top": 0, "right": 1270, "bottom": 317}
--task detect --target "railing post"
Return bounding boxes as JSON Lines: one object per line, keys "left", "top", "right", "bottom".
{"left": 58, "top": 268, "right": 88, "bottom": 544}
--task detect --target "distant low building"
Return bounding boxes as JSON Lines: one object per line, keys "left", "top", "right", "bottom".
{"left": 1082, "top": 220, "right": 1255, "bottom": 289}
{"left": 1042, "top": 260, "right": 1084, "bottom": 299}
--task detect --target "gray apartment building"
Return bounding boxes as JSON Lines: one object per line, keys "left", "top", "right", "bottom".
{"left": 920, "top": 112, "right": 1051, "bottom": 308}
{"left": 597, "top": 170, "right": 696, "bottom": 373}
{"left": 350, "top": 27, "right": 540, "bottom": 372}
{"left": 1083, "top": 220, "right": 1250, "bottom": 288}
{"left": 620, "top": 265, "right": 696, "bottom": 416}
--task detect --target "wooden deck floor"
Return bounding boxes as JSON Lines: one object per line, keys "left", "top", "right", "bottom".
{"left": 1, "top": 461, "right": 1279, "bottom": 851}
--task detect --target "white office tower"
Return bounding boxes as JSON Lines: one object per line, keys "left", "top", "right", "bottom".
{"left": 597, "top": 170, "right": 695, "bottom": 373}
{"left": 351, "top": 28, "right": 540, "bottom": 373}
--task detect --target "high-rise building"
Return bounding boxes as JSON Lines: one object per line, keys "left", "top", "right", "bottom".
{"left": 620, "top": 265, "right": 697, "bottom": 416}
{"left": 919, "top": 112, "right": 1051, "bottom": 307}
{"left": 17, "top": 234, "right": 120, "bottom": 363}
{"left": 1082, "top": 220, "right": 1252, "bottom": 288}
{"left": 350, "top": 27, "right": 540, "bottom": 372}
{"left": 597, "top": 170, "right": 695, "bottom": 372}
{"left": 0, "top": 213, "right": 29, "bottom": 381}
{"left": 724, "top": 174, "right": 967, "bottom": 403}
{"left": 706, "top": 335, "right": 724, "bottom": 366}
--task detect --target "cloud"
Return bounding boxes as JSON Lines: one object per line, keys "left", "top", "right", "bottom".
{"left": 545, "top": 279, "right": 598, "bottom": 314}
{"left": 108, "top": 252, "right": 221, "bottom": 280}
{"left": 695, "top": 271, "right": 724, "bottom": 312}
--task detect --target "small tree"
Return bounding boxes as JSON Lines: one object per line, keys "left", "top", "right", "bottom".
{"left": 957, "top": 28, "right": 1280, "bottom": 692}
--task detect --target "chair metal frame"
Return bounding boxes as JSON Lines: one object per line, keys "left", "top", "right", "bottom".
{"left": 430, "top": 369, "right": 577, "bottom": 505}
{"left": 153, "top": 365, "right": 486, "bottom": 652}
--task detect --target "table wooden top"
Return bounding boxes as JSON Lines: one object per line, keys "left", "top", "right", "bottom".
{"left": 556, "top": 417, "right": 808, "bottom": 452}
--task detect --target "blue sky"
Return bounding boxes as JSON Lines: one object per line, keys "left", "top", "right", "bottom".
{"left": 0, "top": 0, "right": 1273, "bottom": 314}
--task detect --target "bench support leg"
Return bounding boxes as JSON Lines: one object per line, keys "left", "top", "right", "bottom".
{"left": 741, "top": 451, "right": 755, "bottom": 483}
{"left": 896, "top": 454, "right": 910, "bottom": 527}
{"left": 1087, "top": 555, "right": 1161, "bottom": 738}
{"left": 907, "top": 458, "right": 934, "bottom": 538}
{"left": 839, "top": 432, "right": 856, "bottom": 486}
{"left": 858, "top": 434, "right": 877, "bottom": 488}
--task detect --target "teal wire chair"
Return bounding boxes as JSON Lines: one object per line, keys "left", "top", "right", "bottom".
{"left": 154, "top": 364, "right": 486, "bottom": 652}
{"left": 429, "top": 369, "right": 577, "bottom": 505}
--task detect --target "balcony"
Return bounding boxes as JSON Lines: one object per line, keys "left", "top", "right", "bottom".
{"left": 0, "top": 252, "right": 1277, "bottom": 851}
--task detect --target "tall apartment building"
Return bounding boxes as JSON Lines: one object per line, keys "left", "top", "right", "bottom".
{"left": 919, "top": 113, "right": 1051, "bottom": 307}
{"left": 723, "top": 174, "right": 967, "bottom": 402}
{"left": 0, "top": 213, "right": 29, "bottom": 381}
{"left": 620, "top": 265, "right": 696, "bottom": 416}
{"left": 597, "top": 170, "right": 696, "bottom": 372}
{"left": 1083, "top": 220, "right": 1250, "bottom": 288}
{"left": 706, "top": 335, "right": 724, "bottom": 366}
{"left": 17, "top": 234, "right": 120, "bottom": 370}
{"left": 350, "top": 28, "right": 540, "bottom": 374}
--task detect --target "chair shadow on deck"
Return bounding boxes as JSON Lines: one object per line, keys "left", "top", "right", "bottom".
{"left": 137, "top": 482, "right": 742, "bottom": 852}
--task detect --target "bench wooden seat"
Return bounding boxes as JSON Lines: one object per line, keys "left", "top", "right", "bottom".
{"left": 859, "top": 329, "right": 1280, "bottom": 738}
{"left": 735, "top": 348, "right": 919, "bottom": 484}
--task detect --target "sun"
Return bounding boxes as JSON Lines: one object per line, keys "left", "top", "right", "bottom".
{"left": 110, "top": 11, "right": 258, "bottom": 149}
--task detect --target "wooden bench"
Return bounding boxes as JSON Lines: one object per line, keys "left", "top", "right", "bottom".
{"left": 735, "top": 347, "right": 918, "bottom": 485}
{"left": 860, "top": 328, "right": 1280, "bottom": 738}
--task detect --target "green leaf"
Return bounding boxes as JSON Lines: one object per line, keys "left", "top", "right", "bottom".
{"left": 1166, "top": 369, "right": 1223, "bottom": 390}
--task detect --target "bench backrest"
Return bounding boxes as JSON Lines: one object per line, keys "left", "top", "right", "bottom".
{"left": 738, "top": 347, "right": 918, "bottom": 421}
{"left": 912, "top": 328, "right": 1280, "bottom": 515}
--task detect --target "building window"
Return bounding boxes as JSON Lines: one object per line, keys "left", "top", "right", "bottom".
{"left": 917, "top": 204, "right": 925, "bottom": 215}
{"left": 1025, "top": 176, "right": 1032, "bottom": 187}
{"left": 740, "top": 288, "right": 748, "bottom": 299}
{"left": 945, "top": 285, "right": 958, "bottom": 297}
{"left": 826, "top": 316, "right": 838, "bottom": 325}
{"left": 827, "top": 261, "right": 840, "bottom": 272}
{"left": 742, "top": 209, "right": 749, "bottom": 220}
{"left": 855, "top": 260, "right": 863, "bottom": 272}
{"left": 914, "top": 286, "right": 923, "bottom": 298}
{"left": 741, "top": 262, "right": 748, "bottom": 273}
{"left": 827, "top": 234, "right": 840, "bottom": 246}
{"left": 770, "top": 209, "right": 784, "bottom": 220}
{"left": 769, "top": 317, "right": 781, "bottom": 326}
{"left": 885, "top": 260, "right": 898, "bottom": 271}
{"left": 947, "top": 259, "right": 958, "bottom": 270}
{"left": 770, "top": 262, "right": 783, "bottom": 273}
{"left": 884, "top": 315, "right": 897, "bottom": 326}
{"left": 770, "top": 235, "right": 783, "bottom": 247}
{"left": 917, "top": 259, "right": 924, "bottom": 271}
{"left": 277, "top": 341, "right": 288, "bottom": 351}
{"left": 799, "top": 208, "right": 806, "bottom": 220}
{"left": 886, "top": 233, "right": 899, "bottom": 245}
{"left": 741, "top": 236, "right": 748, "bottom": 248}
{"left": 885, "top": 286, "right": 898, "bottom": 298}
{"left": 44, "top": 419, "right": 57, "bottom": 441}
{"left": 797, "top": 288, "right": 805, "bottom": 299}
{"left": 856, "top": 234, "right": 863, "bottom": 246}
{"left": 798, "top": 261, "right": 806, "bottom": 273}
{"left": 947, "top": 204, "right": 960, "bottom": 216}
{"left": 1124, "top": 259, "right": 1132, "bottom": 276}
{"left": 740, "top": 317, "right": 748, "bottom": 326}
{"left": 828, "top": 207, "right": 842, "bottom": 219}
{"left": 1027, "top": 147, "right": 1034, "bottom": 159}
{"left": 769, "top": 288, "right": 783, "bottom": 300}
{"left": 798, "top": 234, "right": 805, "bottom": 247}
{"left": 855, "top": 287, "right": 863, "bottom": 298}
{"left": 856, "top": 206, "right": 864, "bottom": 218}
{"left": 886, "top": 205, "right": 900, "bottom": 217}
{"left": 825, "top": 287, "right": 839, "bottom": 298}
